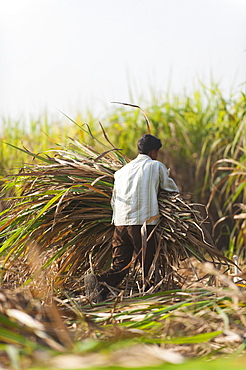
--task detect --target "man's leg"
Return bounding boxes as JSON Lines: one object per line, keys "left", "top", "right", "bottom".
{"left": 129, "top": 225, "right": 156, "bottom": 280}
{"left": 84, "top": 225, "right": 156, "bottom": 301}
{"left": 97, "top": 226, "right": 134, "bottom": 287}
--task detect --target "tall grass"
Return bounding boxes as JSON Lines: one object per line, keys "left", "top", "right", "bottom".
{"left": 0, "top": 84, "right": 245, "bottom": 253}
{"left": 208, "top": 150, "right": 246, "bottom": 258}
{"left": 106, "top": 86, "right": 245, "bottom": 200}
{"left": 0, "top": 113, "right": 93, "bottom": 176}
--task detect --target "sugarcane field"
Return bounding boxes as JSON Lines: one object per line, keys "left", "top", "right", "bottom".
{"left": 0, "top": 89, "right": 245, "bottom": 370}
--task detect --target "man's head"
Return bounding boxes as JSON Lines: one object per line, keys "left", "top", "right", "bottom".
{"left": 137, "top": 134, "right": 162, "bottom": 160}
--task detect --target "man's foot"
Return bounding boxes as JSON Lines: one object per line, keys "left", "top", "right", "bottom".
{"left": 84, "top": 274, "right": 103, "bottom": 303}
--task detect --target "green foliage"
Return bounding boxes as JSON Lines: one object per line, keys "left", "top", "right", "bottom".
{"left": 105, "top": 87, "right": 245, "bottom": 203}
{"left": 0, "top": 113, "right": 84, "bottom": 176}
{"left": 208, "top": 153, "right": 246, "bottom": 258}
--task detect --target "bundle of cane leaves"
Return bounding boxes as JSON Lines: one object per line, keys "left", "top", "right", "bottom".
{"left": 0, "top": 132, "right": 126, "bottom": 292}
{"left": 0, "top": 124, "right": 232, "bottom": 296}
{"left": 150, "top": 191, "right": 233, "bottom": 289}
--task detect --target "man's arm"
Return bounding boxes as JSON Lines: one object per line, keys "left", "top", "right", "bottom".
{"left": 159, "top": 162, "right": 179, "bottom": 193}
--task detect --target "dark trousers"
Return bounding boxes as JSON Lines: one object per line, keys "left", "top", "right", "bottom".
{"left": 97, "top": 225, "right": 156, "bottom": 287}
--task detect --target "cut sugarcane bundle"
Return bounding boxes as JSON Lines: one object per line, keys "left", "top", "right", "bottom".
{"left": 0, "top": 130, "right": 232, "bottom": 295}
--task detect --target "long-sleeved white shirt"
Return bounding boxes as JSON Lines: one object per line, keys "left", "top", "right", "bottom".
{"left": 111, "top": 154, "right": 179, "bottom": 226}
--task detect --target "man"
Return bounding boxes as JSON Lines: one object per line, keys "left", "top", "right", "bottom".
{"left": 84, "top": 134, "right": 179, "bottom": 302}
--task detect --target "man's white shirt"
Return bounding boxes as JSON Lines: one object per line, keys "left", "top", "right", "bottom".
{"left": 111, "top": 154, "right": 179, "bottom": 226}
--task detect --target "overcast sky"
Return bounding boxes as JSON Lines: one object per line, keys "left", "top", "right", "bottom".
{"left": 1, "top": 0, "right": 245, "bottom": 120}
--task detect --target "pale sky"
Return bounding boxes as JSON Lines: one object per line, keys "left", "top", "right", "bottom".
{"left": 1, "top": 0, "right": 245, "bottom": 121}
